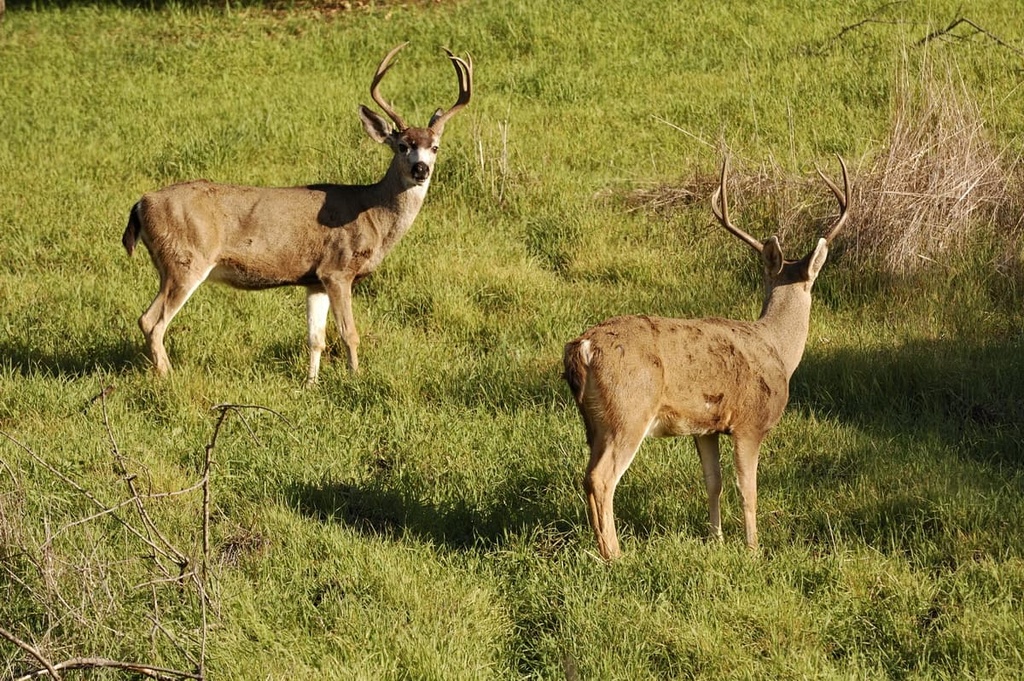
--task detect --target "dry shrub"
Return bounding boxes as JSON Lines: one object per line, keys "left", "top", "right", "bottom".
{"left": 624, "top": 55, "right": 1024, "bottom": 278}
{"left": 850, "top": 54, "right": 1022, "bottom": 275}
{"left": 623, "top": 158, "right": 849, "bottom": 250}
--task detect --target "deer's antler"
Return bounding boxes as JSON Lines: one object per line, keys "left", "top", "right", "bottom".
{"left": 429, "top": 48, "right": 473, "bottom": 135}
{"left": 816, "top": 155, "right": 850, "bottom": 244}
{"left": 370, "top": 42, "right": 410, "bottom": 131}
{"left": 711, "top": 156, "right": 764, "bottom": 254}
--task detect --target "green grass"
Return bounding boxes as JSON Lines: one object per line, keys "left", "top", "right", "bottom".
{"left": 3, "top": 0, "right": 1024, "bottom": 678}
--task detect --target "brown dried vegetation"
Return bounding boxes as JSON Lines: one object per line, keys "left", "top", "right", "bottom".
{"left": 627, "top": 58, "right": 1024, "bottom": 278}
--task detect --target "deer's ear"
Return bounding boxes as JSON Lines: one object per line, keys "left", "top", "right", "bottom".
{"left": 762, "top": 236, "right": 785, "bottom": 277}
{"left": 807, "top": 238, "right": 829, "bottom": 280}
{"left": 359, "top": 105, "right": 392, "bottom": 144}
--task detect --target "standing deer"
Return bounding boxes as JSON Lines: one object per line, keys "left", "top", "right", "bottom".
{"left": 122, "top": 43, "right": 472, "bottom": 383}
{"left": 563, "top": 156, "right": 850, "bottom": 560}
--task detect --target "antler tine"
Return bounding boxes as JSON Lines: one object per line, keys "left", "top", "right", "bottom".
{"left": 711, "top": 156, "right": 764, "bottom": 254}
{"left": 429, "top": 48, "right": 473, "bottom": 133}
{"left": 815, "top": 154, "right": 850, "bottom": 244}
{"left": 370, "top": 42, "right": 410, "bottom": 131}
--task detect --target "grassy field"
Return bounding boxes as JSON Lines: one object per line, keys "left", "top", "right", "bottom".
{"left": 2, "top": 0, "right": 1024, "bottom": 678}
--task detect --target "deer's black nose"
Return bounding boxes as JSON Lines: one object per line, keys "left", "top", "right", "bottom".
{"left": 411, "top": 162, "right": 430, "bottom": 182}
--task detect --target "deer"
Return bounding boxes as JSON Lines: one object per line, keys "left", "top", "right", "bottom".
{"left": 121, "top": 43, "right": 472, "bottom": 384}
{"left": 563, "top": 155, "right": 850, "bottom": 560}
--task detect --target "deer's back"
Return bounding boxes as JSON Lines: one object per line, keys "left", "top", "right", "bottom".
{"left": 141, "top": 181, "right": 356, "bottom": 237}
{"left": 577, "top": 315, "right": 790, "bottom": 437}
{"left": 137, "top": 181, "right": 386, "bottom": 289}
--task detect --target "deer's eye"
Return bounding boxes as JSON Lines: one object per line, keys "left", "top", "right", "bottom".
{"left": 398, "top": 143, "right": 409, "bottom": 154}
{"left": 431, "top": 145, "right": 439, "bottom": 154}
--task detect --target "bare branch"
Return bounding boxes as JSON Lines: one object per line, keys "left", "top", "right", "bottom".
{"left": 199, "top": 403, "right": 293, "bottom": 575}
{"left": 97, "top": 391, "right": 188, "bottom": 578}
{"left": 4, "top": 398, "right": 291, "bottom": 681}
{"left": 650, "top": 115, "right": 715, "bottom": 149}
{"left": 81, "top": 385, "right": 116, "bottom": 415}
{"left": 12, "top": 657, "right": 201, "bottom": 681}
{"left": 831, "top": 1, "right": 909, "bottom": 42}
{"left": 193, "top": 402, "right": 292, "bottom": 675}
{"left": 232, "top": 409, "right": 262, "bottom": 447}
{"left": 145, "top": 616, "right": 201, "bottom": 672}
{"left": 813, "top": 1, "right": 912, "bottom": 55}
{"left": 3, "top": 392, "right": 232, "bottom": 681}
{"left": 0, "top": 625, "right": 62, "bottom": 681}
{"left": 0, "top": 450, "right": 18, "bottom": 488}
{"left": 917, "top": 16, "right": 1024, "bottom": 58}
{"left": 1, "top": 431, "right": 158, "bottom": 559}
{"left": 45, "top": 482, "right": 206, "bottom": 548}
{"left": 209, "top": 403, "right": 294, "bottom": 429}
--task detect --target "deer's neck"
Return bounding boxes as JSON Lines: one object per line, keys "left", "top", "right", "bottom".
{"left": 756, "top": 285, "right": 813, "bottom": 379}
{"left": 366, "top": 167, "right": 431, "bottom": 254}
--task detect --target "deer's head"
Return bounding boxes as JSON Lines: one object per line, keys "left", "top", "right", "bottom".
{"left": 358, "top": 43, "right": 473, "bottom": 190}
{"left": 711, "top": 156, "right": 850, "bottom": 301}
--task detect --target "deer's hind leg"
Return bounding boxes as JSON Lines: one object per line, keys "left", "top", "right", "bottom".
{"left": 139, "top": 263, "right": 213, "bottom": 376}
{"left": 583, "top": 423, "right": 649, "bottom": 561}
{"left": 731, "top": 431, "right": 764, "bottom": 550}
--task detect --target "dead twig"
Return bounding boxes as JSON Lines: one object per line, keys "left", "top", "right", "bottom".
{"left": 12, "top": 656, "right": 202, "bottom": 681}
{"left": 1, "top": 430, "right": 180, "bottom": 569}
{"left": 195, "top": 402, "right": 292, "bottom": 674}
{"left": 3, "top": 405, "right": 207, "bottom": 680}
{"left": 45, "top": 481, "right": 207, "bottom": 548}
{"left": 145, "top": 615, "right": 202, "bottom": 673}
{"left": 82, "top": 385, "right": 116, "bottom": 415}
{"left": 829, "top": 2, "right": 908, "bottom": 42}
{"left": 0, "top": 451, "right": 18, "bottom": 488}
{"left": 210, "top": 403, "right": 294, "bottom": 430}
{"left": 0, "top": 625, "right": 62, "bottom": 681}
{"left": 813, "top": 1, "right": 912, "bottom": 55}
{"left": 198, "top": 403, "right": 293, "bottom": 575}
{"left": 3, "top": 398, "right": 293, "bottom": 681}
{"left": 96, "top": 387, "right": 213, "bottom": 678}
{"left": 917, "top": 16, "right": 1024, "bottom": 58}
{"left": 98, "top": 388, "right": 190, "bottom": 580}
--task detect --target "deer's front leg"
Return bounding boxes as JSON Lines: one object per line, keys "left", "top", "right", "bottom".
{"left": 321, "top": 274, "right": 360, "bottom": 374}
{"left": 694, "top": 434, "right": 724, "bottom": 541}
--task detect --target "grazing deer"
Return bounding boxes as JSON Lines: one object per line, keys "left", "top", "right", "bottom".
{"left": 122, "top": 43, "right": 472, "bottom": 383}
{"left": 563, "top": 156, "right": 850, "bottom": 560}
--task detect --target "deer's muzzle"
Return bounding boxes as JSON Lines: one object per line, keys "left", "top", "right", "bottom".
{"left": 411, "top": 162, "right": 430, "bottom": 183}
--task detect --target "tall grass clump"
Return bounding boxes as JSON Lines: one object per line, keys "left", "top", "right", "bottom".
{"left": 626, "top": 52, "right": 1024, "bottom": 282}
{"left": 849, "top": 53, "right": 1023, "bottom": 275}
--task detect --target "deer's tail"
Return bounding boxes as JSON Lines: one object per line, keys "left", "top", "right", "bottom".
{"left": 562, "top": 337, "right": 592, "bottom": 405}
{"left": 122, "top": 201, "right": 143, "bottom": 256}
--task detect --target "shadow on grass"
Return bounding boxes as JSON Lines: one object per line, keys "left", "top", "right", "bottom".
{"left": 0, "top": 332, "right": 141, "bottom": 378}
{"left": 779, "top": 331, "right": 1024, "bottom": 562}
{"left": 287, "top": 468, "right": 579, "bottom": 554}
{"left": 281, "top": 327, "right": 1024, "bottom": 561}
{"left": 791, "top": 332, "right": 1024, "bottom": 467}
